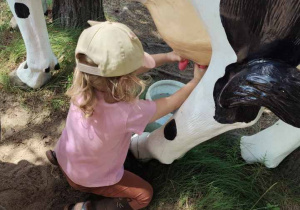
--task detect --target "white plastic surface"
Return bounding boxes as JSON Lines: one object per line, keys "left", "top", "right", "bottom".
{"left": 241, "top": 120, "right": 300, "bottom": 168}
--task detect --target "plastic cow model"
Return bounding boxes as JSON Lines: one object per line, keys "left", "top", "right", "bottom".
{"left": 130, "top": 0, "right": 300, "bottom": 168}
{"left": 7, "top": 0, "right": 59, "bottom": 88}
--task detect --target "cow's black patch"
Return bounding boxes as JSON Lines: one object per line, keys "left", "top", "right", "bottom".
{"left": 45, "top": 67, "right": 50, "bottom": 73}
{"left": 214, "top": 0, "right": 300, "bottom": 126}
{"left": 215, "top": 59, "right": 300, "bottom": 127}
{"left": 54, "top": 63, "right": 60, "bottom": 70}
{"left": 164, "top": 119, "right": 177, "bottom": 141}
{"left": 220, "top": 0, "right": 300, "bottom": 66}
{"left": 14, "top": 3, "right": 30, "bottom": 19}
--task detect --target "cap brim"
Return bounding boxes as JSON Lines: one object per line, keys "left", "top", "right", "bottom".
{"left": 143, "top": 52, "right": 156, "bottom": 69}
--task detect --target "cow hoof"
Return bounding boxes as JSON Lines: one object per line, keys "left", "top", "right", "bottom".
{"left": 10, "top": 17, "right": 18, "bottom": 29}
{"left": 130, "top": 132, "right": 152, "bottom": 161}
{"left": 9, "top": 69, "right": 30, "bottom": 90}
{"left": 54, "top": 63, "right": 60, "bottom": 70}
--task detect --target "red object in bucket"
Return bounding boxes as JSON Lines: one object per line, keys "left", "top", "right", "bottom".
{"left": 178, "top": 59, "right": 189, "bottom": 71}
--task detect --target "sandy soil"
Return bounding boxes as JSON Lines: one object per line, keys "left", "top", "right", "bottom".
{"left": 0, "top": 90, "right": 87, "bottom": 210}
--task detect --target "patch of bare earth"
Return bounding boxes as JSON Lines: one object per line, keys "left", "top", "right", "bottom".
{"left": 0, "top": 90, "right": 88, "bottom": 210}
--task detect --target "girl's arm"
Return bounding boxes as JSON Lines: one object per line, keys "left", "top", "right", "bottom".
{"left": 149, "top": 64, "right": 207, "bottom": 123}
{"left": 136, "top": 51, "right": 183, "bottom": 75}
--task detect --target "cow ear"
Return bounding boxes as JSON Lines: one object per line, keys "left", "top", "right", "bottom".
{"left": 87, "top": 20, "right": 103, "bottom": 26}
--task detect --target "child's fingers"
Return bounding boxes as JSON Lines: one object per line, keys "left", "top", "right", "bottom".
{"left": 197, "top": 64, "right": 208, "bottom": 70}
{"left": 193, "top": 63, "right": 208, "bottom": 80}
{"left": 194, "top": 63, "right": 202, "bottom": 73}
{"left": 194, "top": 64, "right": 207, "bottom": 72}
{"left": 172, "top": 51, "right": 184, "bottom": 62}
{"left": 177, "top": 55, "right": 185, "bottom": 62}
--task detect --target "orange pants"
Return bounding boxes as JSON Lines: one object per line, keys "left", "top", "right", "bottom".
{"left": 65, "top": 170, "right": 153, "bottom": 210}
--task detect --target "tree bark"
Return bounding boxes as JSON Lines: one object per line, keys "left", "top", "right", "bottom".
{"left": 53, "top": 0, "right": 105, "bottom": 28}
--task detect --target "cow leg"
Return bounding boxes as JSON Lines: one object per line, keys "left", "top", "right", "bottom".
{"left": 10, "top": 0, "right": 48, "bottom": 29}
{"left": 7, "top": 0, "right": 59, "bottom": 89}
{"left": 241, "top": 120, "right": 300, "bottom": 168}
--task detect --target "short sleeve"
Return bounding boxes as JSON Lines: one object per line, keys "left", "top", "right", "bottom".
{"left": 126, "top": 99, "right": 156, "bottom": 135}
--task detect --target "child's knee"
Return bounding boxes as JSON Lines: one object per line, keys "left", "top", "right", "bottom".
{"left": 145, "top": 182, "right": 154, "bottom": 201}
{"left": 139, "top": 182, "right": 153, "bottom": 208}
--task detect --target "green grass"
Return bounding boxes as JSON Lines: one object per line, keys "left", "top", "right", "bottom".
{"left": 0, "top": 1, "right": 11, "bottom": 33}
{"left": 125, "top": 135, "right": 299, "bottom": 210}
{"left": 47, "top": 0, "right": 53, "bottom": 9}
{"left": 43, "top": 22, "right": 81, "bottom": 92}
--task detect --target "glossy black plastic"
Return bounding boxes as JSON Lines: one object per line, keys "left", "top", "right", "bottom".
{"left": 216, "top": 60, "right": 300, "bottom": 127}
{"left": 214, "top": 0, "right": 300, "bottom": 127}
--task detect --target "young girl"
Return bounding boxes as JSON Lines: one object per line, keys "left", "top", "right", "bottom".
{"left": 47, "top": 21, "right": 207, "bottom": 210}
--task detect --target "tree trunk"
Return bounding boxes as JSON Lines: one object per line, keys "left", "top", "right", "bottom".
{"left": 53, "top": 0, "right": 105, "bottom": 28}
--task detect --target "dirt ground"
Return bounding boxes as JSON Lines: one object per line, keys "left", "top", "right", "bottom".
{"left": 0, "top": 1, "right": 298, "bottom": 210}
{"left": 0, "top": 90, "right": 85, "bottom": 210}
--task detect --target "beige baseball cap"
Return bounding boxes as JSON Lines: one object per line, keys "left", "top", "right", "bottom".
{"left": 75, "top": 21, "right": 155, "bottom": 77}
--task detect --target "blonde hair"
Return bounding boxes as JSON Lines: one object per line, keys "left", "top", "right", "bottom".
{"left": 66, "top": 54, "right": 148, "bottom": 117}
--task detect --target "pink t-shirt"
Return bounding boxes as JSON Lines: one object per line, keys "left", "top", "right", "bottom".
{"left": 55, "top": 92, "right": 156, "bottom": 187}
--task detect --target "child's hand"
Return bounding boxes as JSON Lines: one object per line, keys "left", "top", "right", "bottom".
{"left": 166, "top": 51, "right": 183, "bottom": 62}
{"left": 193, "top": 64, "right": 208, "bottom": 82}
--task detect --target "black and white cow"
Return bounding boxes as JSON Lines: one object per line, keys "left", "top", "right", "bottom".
{"left": 130, "top": 0, "right": 300, "bottom": 168}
